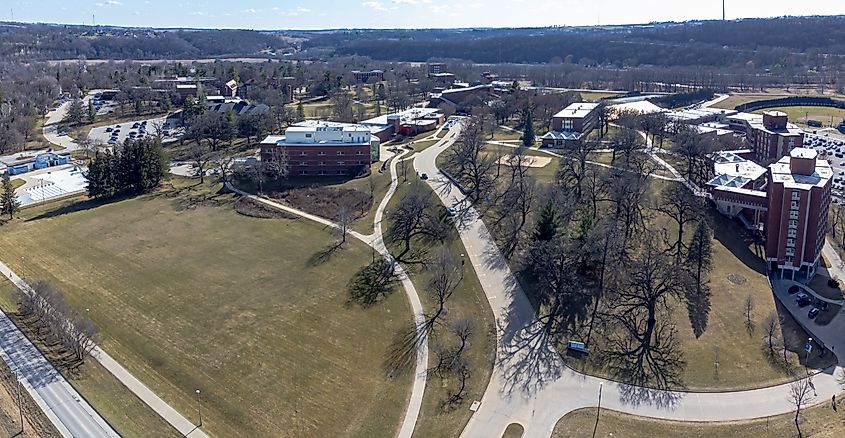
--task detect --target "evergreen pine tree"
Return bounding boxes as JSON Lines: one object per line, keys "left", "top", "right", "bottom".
{"left": 1, "top": 172, "right": 20, "bottom": 219}
{"left": 88, "top": 100, "right": 97, "bottom": 123}
{"left": 521, "top": 109, "right": 535, "bottom": 148}
{"left": 532, "top": 200, "right": 561, "bottom": 241}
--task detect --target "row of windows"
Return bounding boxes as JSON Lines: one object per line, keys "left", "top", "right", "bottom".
{"left": 298, "top": 150, "right": 366, "bottom": 156}
{"left": 299, "top": 170, "right": 350, "bottom": 176}
{"left": 297, "top": 161, "right": 367, "bottom": 167}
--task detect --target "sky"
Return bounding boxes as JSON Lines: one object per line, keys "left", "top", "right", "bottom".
{"left": 4, "top": 0, "right": 845, "bottom": 30}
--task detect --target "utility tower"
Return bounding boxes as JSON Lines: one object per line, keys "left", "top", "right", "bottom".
{"left": 722, "top": 0, "right": 726, "bottom": 21}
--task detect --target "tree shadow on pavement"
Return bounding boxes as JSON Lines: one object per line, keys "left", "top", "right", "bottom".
{"left": 616, "top": 383, "right": 684, "bottom": 410}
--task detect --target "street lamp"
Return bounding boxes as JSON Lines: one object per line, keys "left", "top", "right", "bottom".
{"left": 14, "top": 371, "right": 23, "bottom": 434}
{"left": 592, "top": 382, "right": 603, "bottom": 438}
{"left": 195, "top": 389, "right": 202, "bottom": 427}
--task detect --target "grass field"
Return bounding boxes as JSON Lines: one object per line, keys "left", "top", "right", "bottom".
{"left": 552, "top": 404, "right": 845, "bottom": 438}
{"left": 0, "top": 280, "right": 181, "bottom": 438}
{"left": 0, "top": 178, "right": 413, "bottom": 437}
{"left": 383, "top": 179, "right": 496, "bottom": 438}
{"left": 9, "top": 179, "right": 25, "bottom": 190}
{"left": 751, "top": 106, "right": 845, "bottom": 128}
{"left": 502, "top": 423, "right": 525, "bottom": 438}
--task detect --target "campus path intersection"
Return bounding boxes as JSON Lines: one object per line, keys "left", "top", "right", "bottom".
{"left": 413, "top": 123, "right": 845, "bottom": 438}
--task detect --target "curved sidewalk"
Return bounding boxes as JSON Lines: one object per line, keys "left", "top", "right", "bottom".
{"left": 227, "top": 148, "right": 431, "bottom": 438}
{"left": 414, "top": 122, "right": 845, "bottom": 438}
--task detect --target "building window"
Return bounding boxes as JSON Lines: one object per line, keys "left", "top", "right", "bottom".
{"left": 319, "top": 170, "right": 326, "bottom": 175}
{"left": 357, "top": 150, "right": 363, "bottom": 155}
{"left": 300, "top": 151, "right": 307, "bottom": 156}
{"left": 791, "top": 191, "right": 801, "bottom": 200}
{"left": 337, "top": 151, "right": 344, "bottom": 155}
{"left": 300, "top": 170, "right": 308, "bottom": 175}
{"left": 305, "top": 133, "right": 312, "bottom": 138}
{"left": 787, "top": 238, "right": 795, "bottom": 247}
{"left": 300, "top": 161, "right": 308, "bottom": 166}
{"left": 788, "top": 219, "right": 798, "bottom": 228}
{"left": 319, "top": 161, "right": 325, "bottom": 166}
{"left": 318, "top": 151, "right": 326, "bottom": 156}
{"left": 338, "top": 161, "right": 345, "bottom": 166}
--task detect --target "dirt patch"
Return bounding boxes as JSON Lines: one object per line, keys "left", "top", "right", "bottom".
{"left": 727, "top": 274, "right": 747, "bottom": 285}
{"left": 270, "top": 186, "right": 372, "bottom": 221}
{"left": 234, "top": 197, "right": 298, "bottom": 220}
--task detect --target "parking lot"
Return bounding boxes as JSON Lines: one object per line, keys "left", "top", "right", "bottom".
{"left": 87, "top": 116, "right": 182, "bottom": 146}
{"left": 807, "top": 132, "right": 845, "bottom": 203}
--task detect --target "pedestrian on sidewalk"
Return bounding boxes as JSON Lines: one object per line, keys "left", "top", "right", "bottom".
{"left": 833, "top": 394, "right": 837, "bottom": 411}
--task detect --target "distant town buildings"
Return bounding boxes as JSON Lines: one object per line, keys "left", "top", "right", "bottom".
{"left": 360, "top": 107, "right": 444, "bottom": 140}
{"left": 428, "top": 84, "right": 495, "bottom": 113}
{"left": 260, "top": 121, "right": 376, "bottom": 177}
{"left": 351, "top": 70, "right": 385, "bottom": 83}
{"left": 541, "top": 102, "right": 601, "bottom": 147}
{"left": 221, "top": 79, "right": 238, "bottom": 98}
{"left": 427, "top": 63, "right": 448, "bottom": 75}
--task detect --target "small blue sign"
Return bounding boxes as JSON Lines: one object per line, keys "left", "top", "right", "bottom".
{"left": 805, "top": 342, "right": 813, "bottom": 353}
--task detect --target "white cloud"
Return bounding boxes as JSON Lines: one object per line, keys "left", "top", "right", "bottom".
{"left": 95, "top": 0, "right": 123, "bottom": 6}
{"left": 362, "top": 1, "right": 389, "bottom": 12}
{"left": 391, "top": 0, "right": 432, "bottom": 4}
{"left": 244, "top": 8, "right": 257, "bottom": 14}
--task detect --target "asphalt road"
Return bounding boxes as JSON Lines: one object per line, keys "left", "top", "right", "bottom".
{"left": 0, "top": 306, "right": 118, "bottom": 438}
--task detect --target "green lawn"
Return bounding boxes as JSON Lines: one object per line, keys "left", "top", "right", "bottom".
{"left": 502, "top": 423, "right": 525, "bottom": 438}
{"left": 382, "top": 179, "right": 496, "bottom": 438}
{"left": 752, "top": 106, "right": 845, "bottom": 128}
{"left": 0, "top": 179, "right": 412, "bottom": 437}
{"left": 552, "top": 404, "right": 845, "bottom": 438}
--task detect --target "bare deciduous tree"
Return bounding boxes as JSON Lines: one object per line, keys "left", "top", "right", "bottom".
{"left": 789, "top": 377, "right": 815, "bottom": 438}
{"left": 744, "top": 295, "right": 755, "bottom": 335}
{"left": 386, "top": 182, "right": 447, "bottom": 262}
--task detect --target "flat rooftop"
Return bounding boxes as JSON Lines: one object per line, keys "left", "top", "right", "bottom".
{"left": 712, "top": 151, "right": 767, "bottom": 182}
{"left": 554, "top": 102, "right": 601, "bottom": 119}
{"left": 769, "top": 150, "right": 833, "bottom": 190}
{"left": 361, "top": 107, "right": 442, "bottom": 126}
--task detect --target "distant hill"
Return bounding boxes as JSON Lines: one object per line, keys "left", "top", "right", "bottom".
{"left": 0, "top": 23, "right": 291, "bottom": 61}
{"left": 297, "top": 16, "right": 845, "bottom": 68}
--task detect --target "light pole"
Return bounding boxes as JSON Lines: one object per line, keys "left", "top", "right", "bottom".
{"left": 15, "top": 371, "right": 23, "bottom": 434}
{"left": 592, "top": 382, "right": 603, "bottom": 438}
{"left": 195, "top": 389, "right": 202, "bottom": 427}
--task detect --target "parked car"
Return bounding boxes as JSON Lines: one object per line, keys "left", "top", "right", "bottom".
{"left": 105, "top": 127, "right": 113, "bottom": 132}
{"left": 796, "top": 292, "right": 811, "bottom": 307}
{"left": 446, "top": 207, "right": 457, "bottom": 217}
{"left": 420, "top": 173, "right": 429, "bottom": 180}
{"left": 808, "top": 307, "right": 820, "bottom": 319}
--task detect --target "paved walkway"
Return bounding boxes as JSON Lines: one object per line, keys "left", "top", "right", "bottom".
{"left": 0, "top": 260, "right": 208, "bottom": 438}
{"left": 0, "top": 262, "right": 118, "bottom": 438}
{"left": 227, "top": 147, "right": 436, "bottom": 438}
{"left": 413, "top": 120, "right": 845, "bottom": 438}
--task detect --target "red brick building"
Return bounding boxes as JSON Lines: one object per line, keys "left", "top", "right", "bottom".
{"left": 765, "top": 148, "right": 832, "bottom": 280}
{"left": 748, "top": 111, "right": 804, "bottom": 162}
{"left": 260, "top": 122, "right": 374, "bottom": 177}
{"left": 428, "top": 63, "right": 448, "bottom": 75}
{"left": 541, "top": 102, "right": 600, "bottom": 147}
{"left": 351, "top": 70, "right": 384, "bottom": 83}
